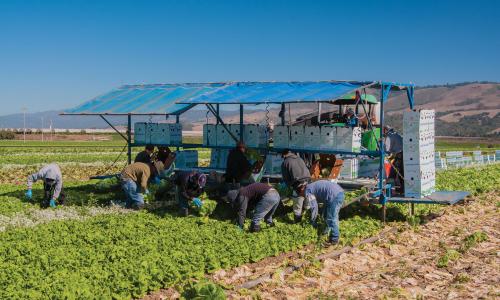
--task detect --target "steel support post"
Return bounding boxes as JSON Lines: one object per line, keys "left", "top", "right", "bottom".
{"left": 239, "top": 104, "right": 244, "bottom": 142}
{"left": 127, "top": 114, "right": 132, "bottom": 164}
{"left": 318, "top": 103, "right": 322, "bottom": 124}
{"left": 280, "top": 103, "right": 286, "bottom": 125}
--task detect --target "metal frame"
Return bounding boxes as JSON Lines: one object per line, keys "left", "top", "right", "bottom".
{"left": 63, "top": 80, "right": 469, "bottom": 221}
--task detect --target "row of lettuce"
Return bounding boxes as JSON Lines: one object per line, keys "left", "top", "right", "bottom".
{"left": 0, "top": 164, "right": 498, "bottom": 299}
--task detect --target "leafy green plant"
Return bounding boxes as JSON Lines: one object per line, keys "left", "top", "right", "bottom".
{"left": 459, "top": 231, "right": 488, "bottom": 253}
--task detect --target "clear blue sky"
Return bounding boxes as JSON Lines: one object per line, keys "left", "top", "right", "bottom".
{"left": 0, "top": 0, "right": 499, "bottom": 115}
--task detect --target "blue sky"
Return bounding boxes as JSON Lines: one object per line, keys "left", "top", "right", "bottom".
{"left": 0, "top": 0, "right": 499, "bottom": 115}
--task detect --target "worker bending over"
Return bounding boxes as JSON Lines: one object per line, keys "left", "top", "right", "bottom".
{"left": 26, "top": 163, "right": 64, "bottom": 208}
{"left": 225, "top": 141, "right": 252, "bottom": 185}
{"left": 173, "top": 170, "right": 207, "bottom": 216}
{"left": 134, "top": 145, "right": 155, "bottom": 164}
{"left": 227, "top": 183, "right": 280, "bottom": 232}
{"left": 383, "top": 125, "right": 404, "bottom": 193}
{"left": 120, "top": 161, "right": 165, "bottom": 209}
{"left": 280, "top": 149, "right": 311, "bottom": 223}
{"left": 296, "top": 180, "right": 344, "bottom": 246}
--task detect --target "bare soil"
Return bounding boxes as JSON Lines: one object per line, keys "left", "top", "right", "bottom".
{"left": 224, "top": 191, "right": 499, "bottom": 299}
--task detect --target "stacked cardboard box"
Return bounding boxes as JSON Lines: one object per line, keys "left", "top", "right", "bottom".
{"left": 339, "top": 158, "right": 359, "bottom": 179}
{"left": 175, "top": 150, "right": 198, "bottom": 168}
{"left": 134, "top": 122, "right": 182, "bottom": 145}
{"left": 403, "top": 110, "right": 436, "bottom": 198}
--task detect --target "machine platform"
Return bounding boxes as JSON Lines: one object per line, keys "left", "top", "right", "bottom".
{"left": 387, "top": 191, "right": 470, "bottom": 205}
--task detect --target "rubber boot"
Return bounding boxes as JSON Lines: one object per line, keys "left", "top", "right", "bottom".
{"left": 250, "top": 223, "right": 261, "bottom": 233}
{"left": 294, "top": 214, "right": 302, "bottom": 223}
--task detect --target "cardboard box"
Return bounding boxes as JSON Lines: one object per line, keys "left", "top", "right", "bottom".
{"left": 304, "top": 126, "right": 321, "bottom": 150}
{"left": 264, "top": 154, "right": 284, "bottom": 175}
{"left": 320, "top": 126, "right": 336, "bottom": 150}
{"left": 273, "top": 125, "right": 289, "bottom": 149}
{"left": 216, "top": 125, "right": 230, "bottom": 147}
{"left": 134, "top": 122, "right": 148, "bottom": 144}
{"left": 244, "top": 124, "right": 268, "bottom": 148}
{"left": 289, "top": 126, "right": 304, "bottom": 149}
{"left": 175, "top": 150, "right": 198, "bottom": 168}
{"left": 203, "top": 124, "right": 217, "bottom": 146}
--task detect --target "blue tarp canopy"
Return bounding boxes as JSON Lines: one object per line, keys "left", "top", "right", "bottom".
{"left": 64, "top": 80, "right": 390, "bottom": 115}
{"left": 64, "top": 83, "right": 226, "bottom": 115}
{"left": 177, "top": 81, "right": 375, "bottom": 104}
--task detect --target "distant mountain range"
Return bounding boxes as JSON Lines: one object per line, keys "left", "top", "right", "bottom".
{"left": 1, "top": 82, "right": 498, "bottom": 137}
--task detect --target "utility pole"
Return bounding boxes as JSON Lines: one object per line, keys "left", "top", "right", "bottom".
{"left": 22, "top": 107, "right": 27, "bottom": 143}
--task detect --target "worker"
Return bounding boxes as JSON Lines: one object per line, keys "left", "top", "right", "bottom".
{"left": 225, "top": 141, "right": 252, "bottom": 184}
{"left": 383, "top": 125, "right": 404, "bottom": 193}
{"left": 120, "top": 160, "right": 165, "bottom": 209}
{"left": 134, "top": 145, "right": 155, "bottom": 164}
{"left": 173, "top": 170, "right": 207, "bottom": 216}
{"left": 226, "top": 182, "right": 280, "bottom": 232}
{"left": 26, "top": 163, "right": 64, "bottom": 208}
{"left": 280, "top": 149, "right": 311, "bottom": 223}
{"left": 343, "top": 107, "right": 358, "bottom": 127}
{"left": 296, "top": 180, "right": 345, "bottom": 246}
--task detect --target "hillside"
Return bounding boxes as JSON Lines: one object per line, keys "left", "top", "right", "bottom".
{"left": 385, "top": 83, "right": 500, "bottom": 137}
{"left": 1, "top": 83, "right": 498, "bottom": 137}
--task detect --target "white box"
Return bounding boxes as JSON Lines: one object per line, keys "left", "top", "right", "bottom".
{"left": 170, "top": 123, "right": 182, "bottom": 145}
{"left": 147, "top": 123, "right": 159, "bottom": 145}
{"left": 244, "top": 124, "right": 268, "bottom": 148}
{"left": 273, "top": 125, "right": 289, "bottom": 149}
{"left": 216, "top": 125, "right": 230, "bottom": 147}
{"left": 336, "top": 127, "right": 361, "bottom": 153}
{"left": 203, "top": 124, "right": 217, "bottom": 146}
{"left": 264, "top": 154, "right": 284, "bottom": 175}
{"left": 289, "top": 126, "right": 304, "bottom": 149}
{"left": 304, "top": 126, "right": 321, "bottom": 150}
{"left": 339, "top": 159, "right": 358, "bottom": 179}
{"left": 134, "top": 122, "right": 148, "bottom": 144}
{"left": 228, "top": 124, "right": 243, "bottom": 147}
{"left": 209, "top": 148, "right": 230, "bottom": 169}
{"left": 320, "top": 126, "right": 336, "bottom": 150}
{"left": 175, "top": 150, "right": 198, "bottom": 168}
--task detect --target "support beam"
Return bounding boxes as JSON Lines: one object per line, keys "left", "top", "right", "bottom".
{"left": 318, "top": 103, "right": 322, "bottom": 124}
{"left": 127, "top": 114, "right": 132, "bottom": 164}
{"left": 216, "top": 104, "right": 220, "bottom": 124}
{"left": 239, "top": 104, "right": 244, "bottom": 142}
{"left": 280, "top": 103, "right": 285, "bottom": 125}
{"left": 100, "top": 115, "right": 128, "bottom": 141}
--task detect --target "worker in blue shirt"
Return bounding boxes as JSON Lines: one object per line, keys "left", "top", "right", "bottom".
{"left": 296, "top": 180, "right": 345, "bottom": 246}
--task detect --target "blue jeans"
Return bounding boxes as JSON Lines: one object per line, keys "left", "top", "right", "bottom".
{"left": 121, "top": 179, "right": 144, "bottom": 209}
{"left": 252, "top": 189, "right": 280, "bottom": 225}
{"left": 323, "top": 192, "right": 344, "bottom": 241}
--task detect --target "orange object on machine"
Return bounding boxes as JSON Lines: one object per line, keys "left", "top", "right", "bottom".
{"left": 310, "top": 154, "right": 344, "bottom": 180}
{"left": 384, "top": 160, "right": 391, "bottom": 178}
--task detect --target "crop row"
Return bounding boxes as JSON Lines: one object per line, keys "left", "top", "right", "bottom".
{"left": 0, "top": 164, "right": 497, "bottom": 299}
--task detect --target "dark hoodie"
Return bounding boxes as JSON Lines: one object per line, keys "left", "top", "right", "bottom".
{"left": 281, "top": 153, "right": 311, "bottom": 188}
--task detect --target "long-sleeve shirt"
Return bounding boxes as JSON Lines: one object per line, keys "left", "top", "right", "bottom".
{"left": 233, "top": 183, "right": 272, "bottom": 227}
{"left": 281, "top": 153, "right": 311, "bottom": 188}
{"left": 304, "top": 180, "right": 344, "bottom": 222}
{"left": 121, "top": 162, "right": 152, "bottom": 192}
{"left": 27, "top": 163, "right": 63, "bottom": 199}
{"left": 225, "top": 148, "right": 252, "bottom": 183}
{"left": 384, "top": 130, "right": 403, "bottom": 154}
{"left": 174, "top": 171, "right": 203, "bottom": 199}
